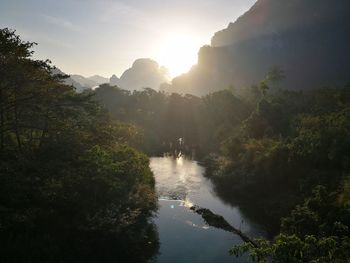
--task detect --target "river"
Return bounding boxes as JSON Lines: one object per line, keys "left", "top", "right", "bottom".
{"left": 149, "top": 156, "right": 266, "bottom": 263}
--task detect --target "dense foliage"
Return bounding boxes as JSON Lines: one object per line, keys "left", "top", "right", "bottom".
{"left": 0, "top": 28, "right": 158, "bottom": 263}
{"left": 2, "top": 26, "right": 350, "bottom": 263}
{"left": 93, "top": 71, "right": 350, "bottom": 262}
{"left": 92, "top": 85, "right": 250, "bottom": 157}
{"left": 230, "top": 185, "right": 350, "bottom": 262}
{"left": 208, "top": 86, "right": 350, "bottom": 261}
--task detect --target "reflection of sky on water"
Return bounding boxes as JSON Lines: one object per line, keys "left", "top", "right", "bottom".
{"left": 150, "top": 157, "right": 266, "bottom": 263}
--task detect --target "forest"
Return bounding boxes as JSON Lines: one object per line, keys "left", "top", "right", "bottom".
{"left": 0, "top": 28, "right": 159, "bottom": 262}
{"left": 1, "top": 27, "right": 350, "bottom": 262}
{"left": 92, "top": 67, "right": 350, "bottom": 261}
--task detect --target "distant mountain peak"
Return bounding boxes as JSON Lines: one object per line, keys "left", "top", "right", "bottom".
{"left": 110, "top": 75, "right": 120, "bottom": 87}
{"left": 211, "top": 0, "right": 350, "bottom": 47}
{"left": 111, "top": 58, "right": 169, "bottom": 91}
{"left": 88, "top": 75, "right": 109, "bottom": 85}
{"left": 167, "top": 0, "right": 350, "bottom": 95}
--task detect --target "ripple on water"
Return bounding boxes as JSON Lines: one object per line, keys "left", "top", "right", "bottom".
{"left": 150, "top": 157, "right": 265, "bottom": 263}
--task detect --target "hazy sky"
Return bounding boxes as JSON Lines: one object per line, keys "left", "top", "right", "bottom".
{"left": 0, "top": 0, "right": 256, "bottom": 78}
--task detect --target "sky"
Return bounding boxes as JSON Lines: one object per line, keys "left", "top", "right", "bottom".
{"left": 0, "top": 0, "right": 256, "bottom": 78}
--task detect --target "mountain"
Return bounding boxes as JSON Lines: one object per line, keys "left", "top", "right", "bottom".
{"left": 51, "top": 69, "right": 108, "bottom": 92}
{"left": 51, "top": 68, "right": 86, "bottom": 92}
{"left": 88, "top": 75, "right": 109, "bottom": 85}
{"left": 70, "top": 74, "right": 108, "bottom": 90}
{"left": 64, "top": 77, "right": 85, "bottom": 92}
{"left": 110, "top": 74, "right": 121, "bottom": 87}
{"left": 70, "top": 75, "right": 99, "bottom": 89}
{"left": 111, "top": 58, "right": 169, "bottom": 91}
{"left": 167, "top": 0, "right": 350, "bottom": 96}
{"left": 54, "top": 58, "right": 169, "bottom": 93}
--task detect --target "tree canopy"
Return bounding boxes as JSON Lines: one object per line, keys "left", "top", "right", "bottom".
{"left": 0, "top": 28, "right": 159, "bottom": 263}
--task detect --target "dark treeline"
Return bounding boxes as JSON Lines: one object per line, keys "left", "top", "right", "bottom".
{"left": 1, "top": 27, "right": 350, "bottom": 262}
{"left": 212, "top": 87, "right": 350, "bottom": 261}
{"left": 91, "top": 84, "right": 251, "bottom": 158}
{"left": 92, "top": 74, "right": 350, "bottom": 261}
{"left": 0, "top": 29, "right": 159, "bottom": 263}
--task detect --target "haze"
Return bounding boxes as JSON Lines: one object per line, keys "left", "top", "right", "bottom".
{"left": 0, "top": 0, "right": 256, "bottom": 78}
{"left": 2, "top": 1, "right": 350, "bottom": 262}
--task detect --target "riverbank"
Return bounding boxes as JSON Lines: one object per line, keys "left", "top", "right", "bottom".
{"left": 150, "top": 156, "right": 266, "bottom": 263}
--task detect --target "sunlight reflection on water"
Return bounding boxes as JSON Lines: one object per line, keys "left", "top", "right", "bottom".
{"left": 150, "top": 157, "right": 266, "bottom": 263}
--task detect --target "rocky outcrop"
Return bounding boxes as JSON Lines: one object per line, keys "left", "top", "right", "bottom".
{"left": 168, "top": 0, "right": 350, "bottom": 96}
{"left": 111, "top": 59, "right": 170, "bottom": 91}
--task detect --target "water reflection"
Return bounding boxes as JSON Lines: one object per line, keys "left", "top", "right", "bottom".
{"left": 150, "top": 157, "right": 266, "bottom": 263}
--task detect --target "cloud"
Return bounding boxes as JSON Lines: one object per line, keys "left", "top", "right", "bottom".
{"left": 42, "top": 15, "right": 82, "bottom": 32}
{"left": 19, "top": 29, "right": 73, "bottom": 49}
{"left": 40, "top": 36, "right": 73, "bottom": 49}
{"left": 97, "top": 2, "right": 156, "bottom": 32}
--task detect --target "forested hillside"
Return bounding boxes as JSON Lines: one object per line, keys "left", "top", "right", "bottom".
{"left": 2, "top": 1, "right": 350, "bottom": 260}
{"left": 166, "top": 0, "right": 350, "bottom": 95}
{"left": 94, "top": 76, "right": 350, "bottom": 262}
{"left": 0, "top": 28, "right": 159, "bottom": 263}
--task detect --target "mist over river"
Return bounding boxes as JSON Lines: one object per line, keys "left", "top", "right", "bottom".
{"left": 150, "top": 157, "right": 266, "bottom": 263}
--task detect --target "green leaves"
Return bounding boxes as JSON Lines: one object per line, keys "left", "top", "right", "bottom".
{"left": 0, "top": 28, "right": 159, "bottom": 262}
{"left": 231, "top": 185, "right": 350, "bottom": 262}
{"left": 232, "top": 234, "right": 350, "bottom": 263}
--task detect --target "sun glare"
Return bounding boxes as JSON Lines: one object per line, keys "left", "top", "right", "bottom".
{"left": 157, "top": 34, "right": 200, "bottom": 78}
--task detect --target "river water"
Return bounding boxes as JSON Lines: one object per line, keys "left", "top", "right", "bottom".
{"left": 150, "top": 156, "right": 266, "bottom": 263}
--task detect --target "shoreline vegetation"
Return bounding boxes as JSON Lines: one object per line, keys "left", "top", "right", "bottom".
{"left": 92, "top": 75, "right": 350, "bottom": 261}
{"left": 1, "top": 27, "right": 350, "bottom": 262}
{"left": 0, "top": 28, "right": 159, "bottom": 263}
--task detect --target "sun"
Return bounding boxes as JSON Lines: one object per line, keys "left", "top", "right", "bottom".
{"left": 156, "top": 34, "right": 200, "bottom": 78}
